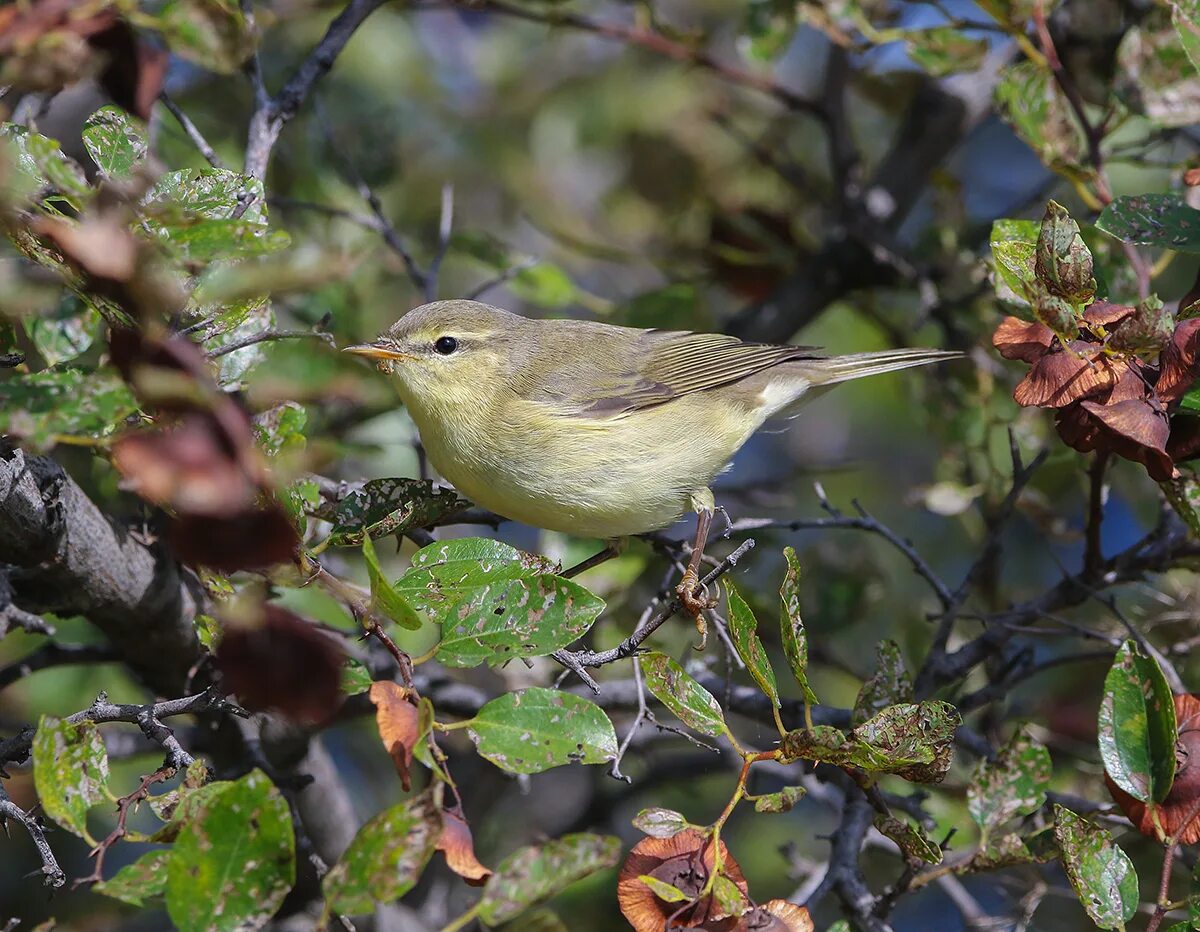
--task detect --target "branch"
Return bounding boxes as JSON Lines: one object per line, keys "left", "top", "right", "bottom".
{"left": 552, "top": 538, "right": 755, "bottom": 672}
{"left": 207, "top": 327, "right": 335, "bottom": 359}
{"left": 0, "top": 781, "right": 64, "bottom": 888}
{"left": 0, "top": 642, "right": 117, "bottom": 691}
{"left": 159, "top": 92, "right": 225, "bottom": 169}
{"left": 243, "top": 0, "right": 389, "bottom": 179}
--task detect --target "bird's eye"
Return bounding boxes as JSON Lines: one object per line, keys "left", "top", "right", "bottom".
{"left": 434, "top": 336, "right": 458, "bottom": 355}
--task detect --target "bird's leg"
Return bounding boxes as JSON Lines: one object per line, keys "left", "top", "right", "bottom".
{"left": 676, "top": 508, "right": 718, "bottom": 647}
{"left": 562, "top": 539, "right": 626, "bottom": 579}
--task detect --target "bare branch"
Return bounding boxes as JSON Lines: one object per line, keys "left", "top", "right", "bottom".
{"left": 0, "top": 782, "right": 64, "bottom": 888}
{"left": 159, "top": 92, "right": 225, "bottom": 169}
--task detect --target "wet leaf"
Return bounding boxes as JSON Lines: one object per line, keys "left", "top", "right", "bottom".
{"left": 323, "top": 789, "right": 442, "bottom": 914}
{"left": 779, "top": 548, "right": 818, "bottom": 705}
{"left": 726, "top": 583, "right": 780, "bottom": 709}
{"left": 81, "top": 106, "right": 146, "bottom": 178}
{"left": 165, "top": 769, "right": 295, "bottom": 932}
{"left": 640, "top": 652, "right": 729, "bottom": 739}
{"left": 466, "top": 688, "right": 617, "bottom": 774}
{"left": 94, "top": 849, "right": 170, "bottom": 907}
{"left": 317, "top": 477, "right": 469, "bottom": 547}
{"left": 754, "top": 785, "right": 806, "bottom": 814}
{"left": 1053, "top": 805, "right": 1138, "bottom": 929}
{"left": 968, "top": 728, "right": 1052, "bottom": 843}
{"left": 32, "top": 716, "right": 109, "bottom": 840}
{"left": 396, "top": 538, "right": 601, "bottom": 667}
{"left": 1099, "top": 640, "right": 1177, "bottom": 804}
{"left": 853, "top": 640, "right": 912, "bottom": 726}
{"left": 363, "top": 535, "right": 421, "bottom": 631}
{"left": 1098, "top": 194, "right": 1200, "bottom": 253}
{"left": 632, "top": 808, "right": 691, "bottom": 838}
{"left": 873, "top": 814, "right": 942, "bottom": 864}
{"left": 477, "top": 833, "right": 621, "bottom": 925}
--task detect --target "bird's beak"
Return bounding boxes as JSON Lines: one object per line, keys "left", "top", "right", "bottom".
{"left": 342, "top": 342, "right": 410, "bottom": 361}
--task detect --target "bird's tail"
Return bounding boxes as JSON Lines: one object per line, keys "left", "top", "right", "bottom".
{"left": 801, "top": 348, "right": 963, "bottom": 387}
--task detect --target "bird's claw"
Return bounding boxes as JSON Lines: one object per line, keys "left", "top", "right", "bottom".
{"left": 676, "top": 571, "right": 718, "bottom": 650}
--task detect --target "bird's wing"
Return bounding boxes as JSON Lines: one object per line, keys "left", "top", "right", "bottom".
{"left": 527, "top": 328, "right": 822, "bottom": 418}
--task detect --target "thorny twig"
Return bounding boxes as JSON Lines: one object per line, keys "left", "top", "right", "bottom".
{"left": 0, "top": 781, "right": 64, "bottom": 888}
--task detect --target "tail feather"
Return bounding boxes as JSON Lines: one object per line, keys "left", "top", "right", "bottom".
{"left": 803, "top": 348, "right": 963, "bottom": 387}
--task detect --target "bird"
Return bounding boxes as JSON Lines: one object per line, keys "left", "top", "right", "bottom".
{"left": 345, "top": 299, "right": 959, "bottom": 644}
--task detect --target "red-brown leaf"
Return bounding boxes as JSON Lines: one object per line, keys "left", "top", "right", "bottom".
{"left": 1013, "top": 344, "right": 1116, "bottom": 407}
{"left": 992, "top": 316, "right": 1054, "bottom": 363}
{"left": 436, "top": 808, "right": 492, "bottom": 886}
{"left": 369, "top": 681, "right": 419, "bottom": 792}
{"left": 1157, "top": 318, "right": 1200, "bottom": 403}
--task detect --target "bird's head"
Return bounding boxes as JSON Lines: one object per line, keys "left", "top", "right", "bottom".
{"left": 343, "top": 300, "right": 525, "bottom": 411}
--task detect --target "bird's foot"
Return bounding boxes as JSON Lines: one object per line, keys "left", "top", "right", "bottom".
{"left": 676, "top": 570, "right": 718, "bottom": 650}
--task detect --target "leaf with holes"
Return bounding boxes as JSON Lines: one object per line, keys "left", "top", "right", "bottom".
{"left": 82, "top": 106, "right": 147, "bottom": 179}
{"left": 317, "top": 478, "right": 469, "bottom": 547}
{"left": 32, "top": 716, "right": 109, "bottom": 841}
{"left": 1099, "top": 640, "right": 1177, "bottom": 803}
{"left": 27, "top": 302, "right": 102, "bottom": 367}
{"left": 1, "top": 123, "right": 91, "bottom": 206}
{"left": 0, "top": 368, "right": 139, "bottom": 451}
{"left": 640, "top": 652, "right": 729, "bottom": 739}
{"left": 466, "top": 688, "right": 617, "bottom": 774}
{"left": 323, "top": 789, "right": 442, "bottom": 914}
{"left": 396, "top": 538, "right": 601, "bottom": 667}
{"left": 94, "top": 849, "right": 170, "bottom": 907}
{"left": 1098, "top": 194, "right": 1200, "bottom": 253}
{"left": 477, "top": 833, "right": 621, "bottom": 925}
{"left": 968, "top": 727, "right": 1052, "bottom": 844}
{"left": 779, "top": 547, "right": 818, "bottom": 705}
{"left": 726, "top": 583, "right": 780, "bottom": 709}
{"left": 165, "top": 769, "right": 295, "bottom": 932}
{"left": 1054, "top": 805, "right": 1138, "bottom": 929}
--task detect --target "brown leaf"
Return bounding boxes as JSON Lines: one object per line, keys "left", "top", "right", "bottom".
{"left": 369, "top": 681, "right": 419, "bottom": 792}
{"left": 1186, "top": 167, "right": 1200, "bottom": 187}
{"left": 1157, "top": 318, "right": 1200, "bottom": 403}
{"left": 169, "top": 504, "right": 299, "bottom": 572}
{"left": 32, "top": 217, "right": 137, "bottom": 284}
{"left": 113, "top": 414, "right": 258, "bottom": 517}
{"left": 992, "top": 316, "right": 1054, "bottom": 363}
{"left": 1108, "top": 694, "right": 1200, "bottom": 844}
{"left": 736, "top": 900, "right": 815, "bottom": 932}
{"left": 617, "top": 829, "right": 748, "bottom": 932}
{"left": 1106, "top": 361, "right": 1152, "bottom": 404}
{"left": 1080, "top": 398, "right": 1174, "bottom": 480}
{"left": 1083, "top": 301, "right": 1136, "bottom": 329}
{"left": 216, "top": 605, "right": 345, "bottom": 726}
{"left": 1169, "top": 418, "right": 1200, "bottom": 465}
{"left": 436, "top": 807, "right": 492, "bottom": 886}
{"left": 1013, "top": 343, "right": 1116, "bottom": 407}
{"left": 1055, "top": 403, "right": 1102, "bottom": 454}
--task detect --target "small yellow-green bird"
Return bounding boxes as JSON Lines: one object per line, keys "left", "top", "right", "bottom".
{"left": 345, "top": 300, "right": 958, "bottom": 626}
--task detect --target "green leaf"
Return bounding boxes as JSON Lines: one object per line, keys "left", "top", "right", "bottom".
{"left": 317, "top": 478, "right": 469, "bottom": 547}
{"left": 1097, "top": 194, "right": 1200, "bottom": 253}
{"left": 1172, "top": 0, "right": 1200, "bottom": 77}
{"left": 323, "top": 789, "right": 442, "bottom": 914}
{"left": 253, "top": 402, "right": 307, "bottom": 458}
{"left": 1053, "top": 805, "right": 1138, "bottom": 929}
{"left": 968, "top": 728, "right": 1052, "bottom": 843}
{"left": 1035, "top": 200, "right": 1096, "bottom": 305}
{"left": 341, "top": 659, "right": 374, "bottom": 696}
{"left": 779, "top": 548, "right": 818, "bottom": 705}
{"left": 905, "top": 27, "right": 989, "bottom": 77}
{"left": 640, "top": 652, "right": 729, "bottom": 739}
{"left": 638, "top": 874, "right": 690, "bottom": 902}
{"left": 477, "top": 833, "right": 621, "bottom": 925}
{"left": 632, "top": 807, "right": 691, "bottom": 838}
{"left": 852, "top": 640, "right": 912, "bottom": 726}
{"left": 712, "top": 874, "right": 748, "bottom": 917}
{"left": 82, "top": 107, "right": 147, "bottom": 179}
{"left": 466, "top": 688, "right": 617, "bottom": 774}
{"left": 753, "top": 785, "right": 806, "bottom": 814}
{"left": 873, "top": 814, "right": 942, "bottom": 864}
{"left": 154, "top": 0, "right": 258, "bottom": 74}
{"left": 32, "top": 716, "right": 109, "bottom": 840}
{"left": 395, "top": 538, "right": 602, "bottom": 668}
{"left": 741, "top": 0, "right": 797, "bottom": 62}
{"left": 990, "top": 219, "right": 1040, "bottom": 310}
{"left": 995, "top": 61, "right": 1089, "bottom": 176}
{"left": 363, "top": 535, "right": 422, "bottom": 631}
{"left": 26, "top": 301, "right": 102, "bottom": 367}
{"left": 0, "top": 123, "right": 91, "bottom": 205}
{"left": 780, "top": 701, "right": 960, "bottom": 783}
{"left": 1115, "top": 15, "right": 1200, "bottom": 127}
{"left": 726, "top": 583, "right": 780, "bottom": 709}
{"left": 94, "top": 849, "right": 171, "bottom": 907}
{"left": 1099, "top": 640, "right": 1177, "bottom": 804}
{"left": 0, "top": 368, "right": 139, "bottom": 451}
{"left": 165, "top": 769, "right": 295, "bottom": 932}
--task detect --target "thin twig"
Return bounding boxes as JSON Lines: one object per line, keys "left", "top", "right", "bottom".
{"left": 0, "top": 781, "right": 64, "bottom": 887}
{"left": 425, "top": 183, "right": 454, "bottom": 302}
{"left": 159, "top": 92, "right": 225, "bottom": 169}
{"left": 207, "top": 328, "right": 336, "bottom": 358}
